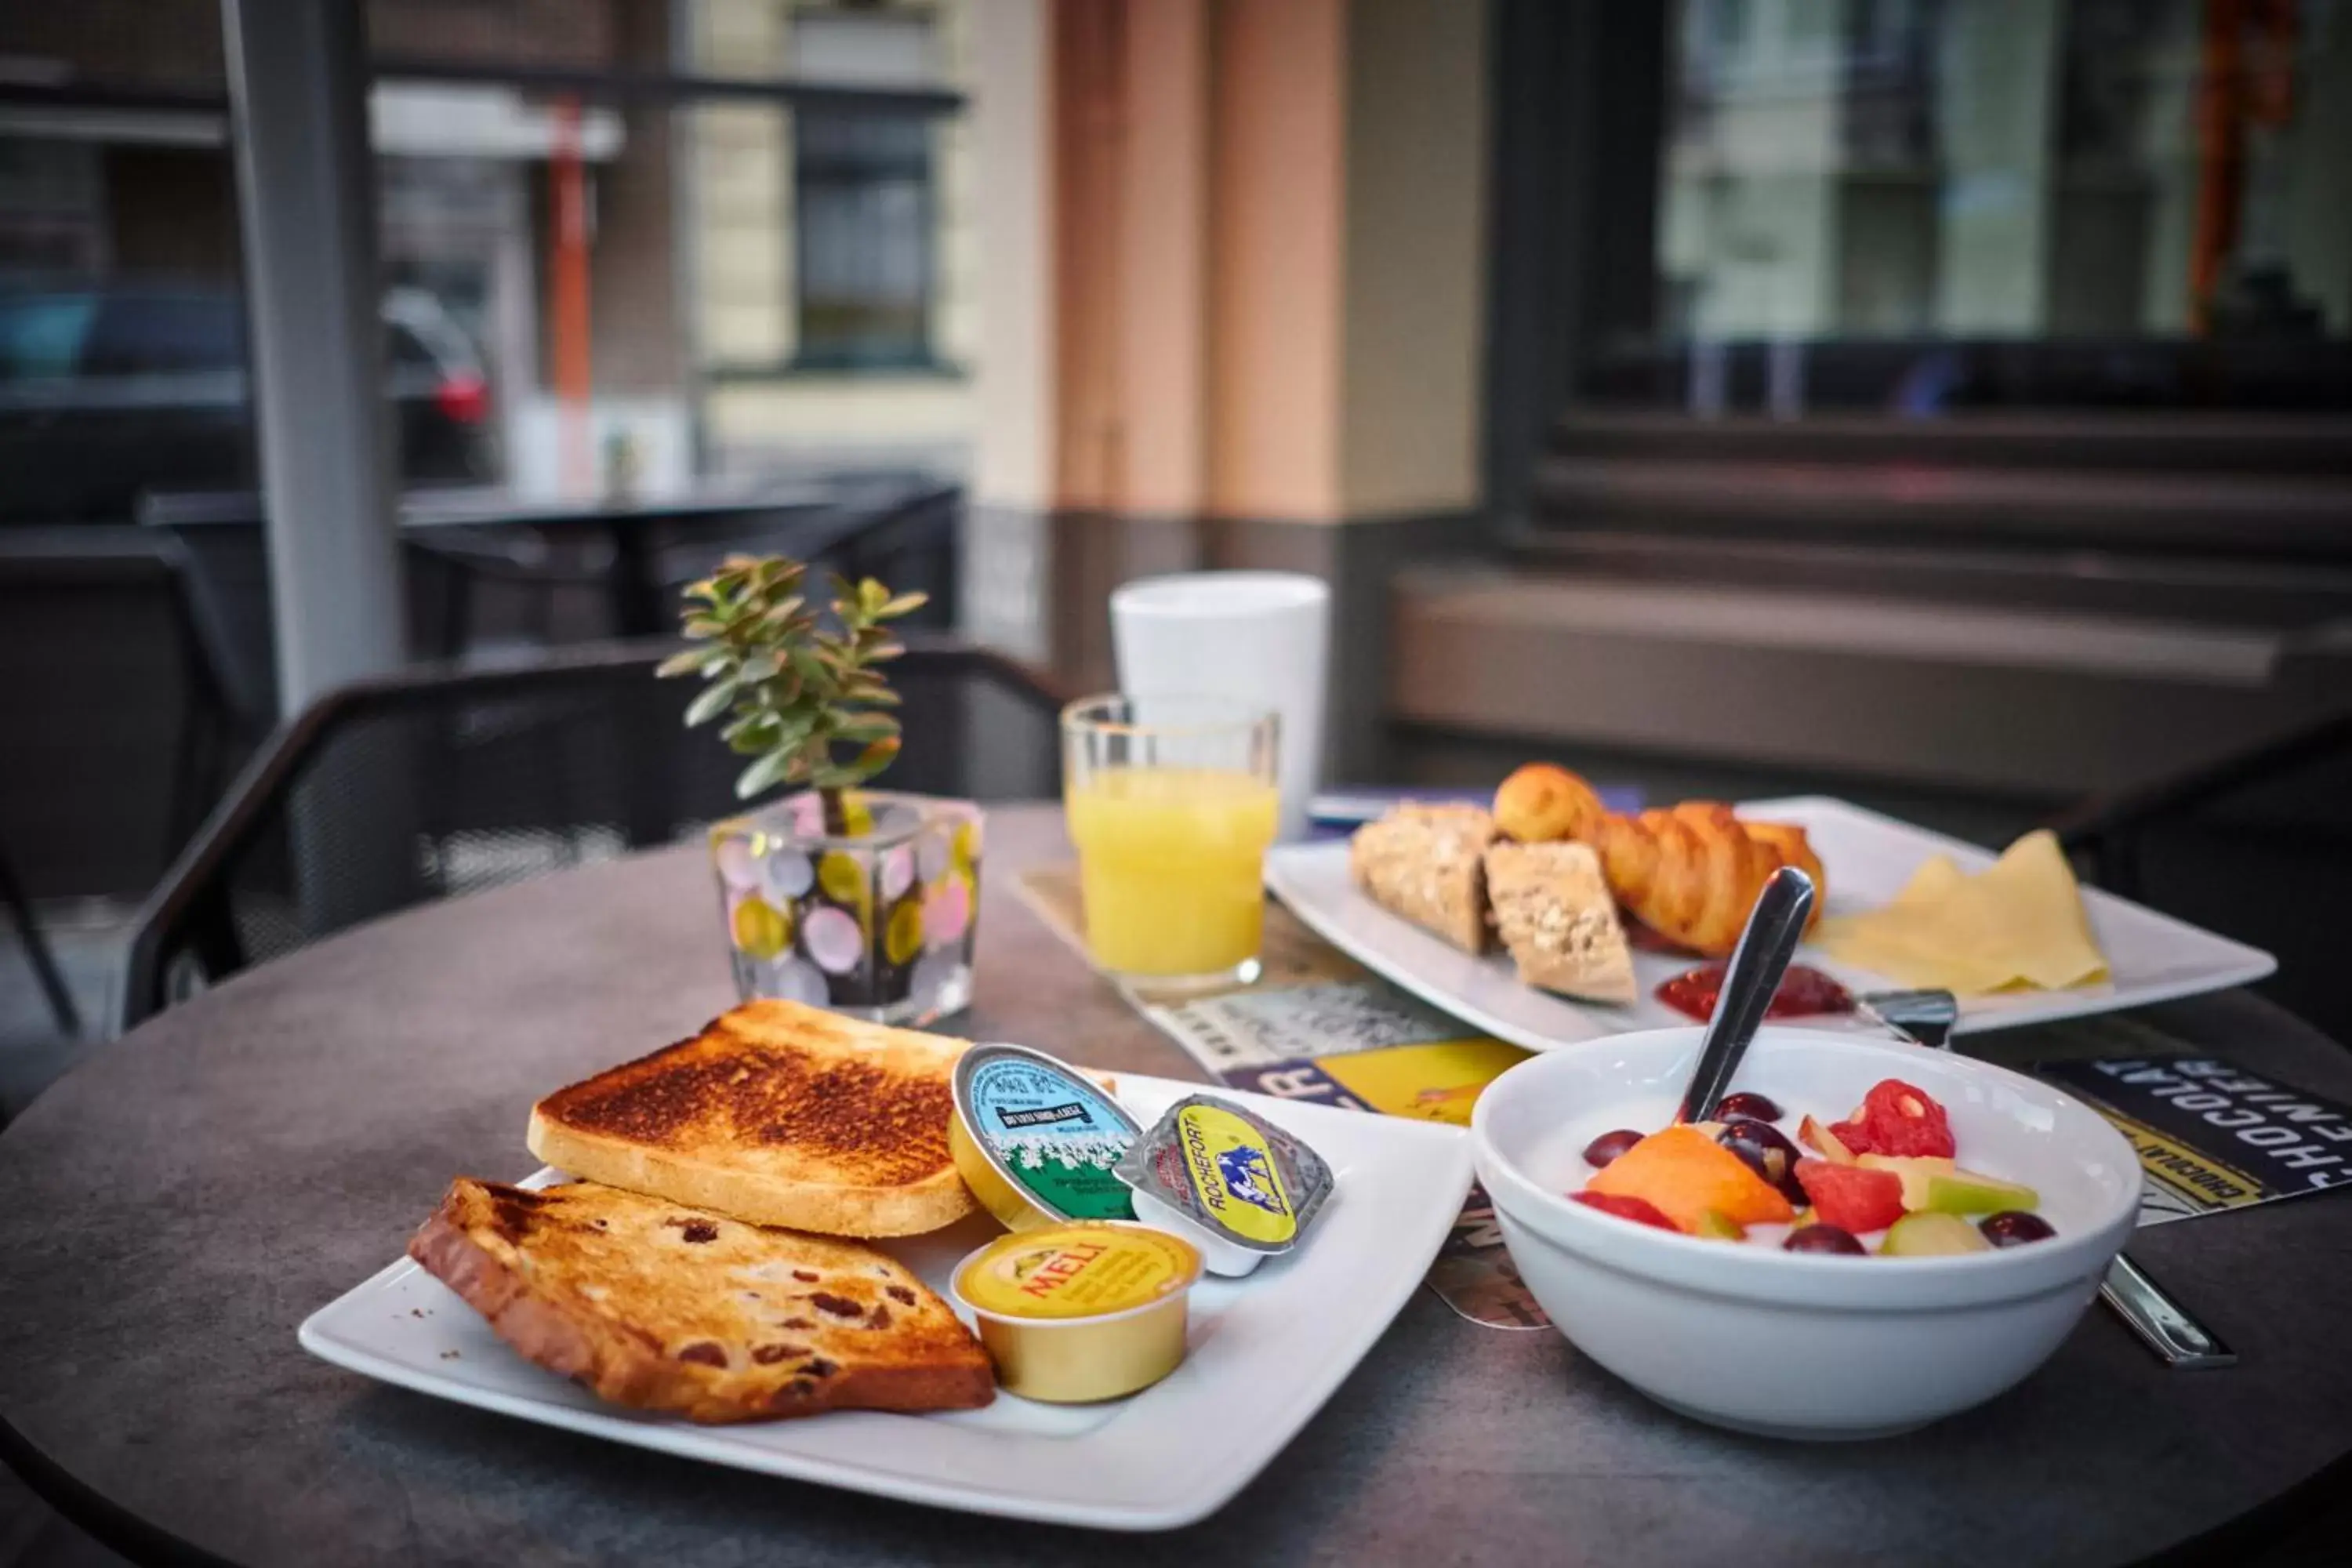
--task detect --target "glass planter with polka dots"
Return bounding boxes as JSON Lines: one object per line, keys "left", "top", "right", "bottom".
{"left": 708, "top": 790, "right": 982, "bottom": 1025}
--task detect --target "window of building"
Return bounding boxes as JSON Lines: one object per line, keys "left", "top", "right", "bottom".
{"left": 790, "top": 10, "right": 938, "bottom": 371}
{"left": 1555, "top": 0, "right": 2352, "bottom": 416}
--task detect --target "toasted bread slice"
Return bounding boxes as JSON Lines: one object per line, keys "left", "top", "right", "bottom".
{"left": 1348, "top": 803, "right": 1497, "bottom": 953}
{"left": 409, "top": 1178, "right": 993, "bottom": 1423}
{"left": 1484, "top": 840, "right": 1639, "bottom": 1005}
{"left": 528, "top": 1000, "right": 975, "bottom": 1238}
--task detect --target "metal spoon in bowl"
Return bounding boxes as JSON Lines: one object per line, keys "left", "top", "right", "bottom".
{"left": 1678, "top": 866, "right": 1817, "bottom": 1124}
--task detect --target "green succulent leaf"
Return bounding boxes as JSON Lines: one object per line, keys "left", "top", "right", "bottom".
{"left": 835, "top": 712, "right": 901, "bottom": 744}
{"left": 683, "top": 681, "right": 738, "bottom": 728}
{"left": 673, "top": 551, "right": 919, "bottom": 806}
{"left": 734, "top": 746, "right": 795, "bottom": 800}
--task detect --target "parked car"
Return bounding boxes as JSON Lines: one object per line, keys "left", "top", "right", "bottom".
{"left": 0, "top": 282, "right": 498, "bottom": 523}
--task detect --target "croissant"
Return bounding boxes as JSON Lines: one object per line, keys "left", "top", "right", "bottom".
{"left": 1492, "top": 767, "right": 1826, "bottom": 956}
{"left": 1493, "top": 763, "right": 1609, "bottom": 844}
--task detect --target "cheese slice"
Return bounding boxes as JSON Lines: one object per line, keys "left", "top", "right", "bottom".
{"left": 1816, "top": 829, "right": 2108, "bottom": 995}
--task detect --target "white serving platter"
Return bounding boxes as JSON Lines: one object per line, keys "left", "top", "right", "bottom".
{"left": 1267, "top": 795, "right": 2275, "bottom": 1050}
{"left": 299, "top": 1075, "right": 1472, "bottom": 1532}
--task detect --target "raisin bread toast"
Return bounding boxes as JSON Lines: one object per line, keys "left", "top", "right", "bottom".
{"left": 1483, "top": 839, "right": 1639, "bottom": 1005}
{"left": 527, "top": 1000, "right": 974, "bottom": 1238}
{"left": 1348, "top": 803, "right": 1498, "bottom": 953}
{"left": 409, "top": 1178, "right": 993, "bottom": 1423}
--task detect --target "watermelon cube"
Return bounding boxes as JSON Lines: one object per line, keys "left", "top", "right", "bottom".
{"left": 1795, "top": 1157, "right": 1907, "bottom": 1234}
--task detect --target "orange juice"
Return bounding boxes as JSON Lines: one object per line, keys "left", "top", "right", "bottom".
{"left": 1065, "top": 767, "right": 1280, "bottom": 978}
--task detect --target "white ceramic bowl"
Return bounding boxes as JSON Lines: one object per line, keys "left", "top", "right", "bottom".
{"left": 1470, "top": 1026, "right": 2141, "bottom": 1439}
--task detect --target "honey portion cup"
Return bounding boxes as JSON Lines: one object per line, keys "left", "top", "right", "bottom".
{"left": 952, "top": 1222, "right": 1203, "bottom": 1403}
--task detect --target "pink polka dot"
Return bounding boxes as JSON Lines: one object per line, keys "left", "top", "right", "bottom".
{"left": 803, "top": 906, "right": 866, "bottom": 975}
{"left": 924, "top": 876, "right": 971, "bottom": 947}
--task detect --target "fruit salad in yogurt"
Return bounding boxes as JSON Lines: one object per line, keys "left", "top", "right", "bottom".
{"left": 1570, "top": 1080, "right": 2056, "bottom": 1256}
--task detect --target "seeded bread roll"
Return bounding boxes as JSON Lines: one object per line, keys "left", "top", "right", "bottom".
{"left": 1348, "top": 804, "right": 1497, "bottom": 953}
{"left": 1483, "top": 839, "right": 1638, "bottom": 1005}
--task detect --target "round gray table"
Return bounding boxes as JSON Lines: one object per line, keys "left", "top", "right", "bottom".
{"left": 5, "top": 805, "right": 2350, "bottom": 1566}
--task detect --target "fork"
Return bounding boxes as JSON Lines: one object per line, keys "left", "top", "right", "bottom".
{"left": 1857, "top": 988, "right": 1958, "bottom": 1051}
{"left": 1859, "top": 988, "right": 2234, "bottom": 1368}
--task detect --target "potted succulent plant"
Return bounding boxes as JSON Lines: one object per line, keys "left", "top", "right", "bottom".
{"left": 662, "top": 555, "right": 982, "bottom": 1023}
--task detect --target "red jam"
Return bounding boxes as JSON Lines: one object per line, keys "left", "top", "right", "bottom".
{"left": 1656, "top": 962, "right": 1854, "bottom": 1023}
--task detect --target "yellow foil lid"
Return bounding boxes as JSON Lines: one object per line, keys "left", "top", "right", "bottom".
{"left": 955, "top": 1223, "right": 1200, "bottom": 1322}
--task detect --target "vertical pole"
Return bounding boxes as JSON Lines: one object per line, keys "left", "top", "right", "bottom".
{"left": 2190, "top": 0, "right": 2249, "bottom": 336}
{"left": 550, "top": 97, "right": 594, "bottom": 497}
{"left": 220, "top": 0, "right": 405, "bottom": 714}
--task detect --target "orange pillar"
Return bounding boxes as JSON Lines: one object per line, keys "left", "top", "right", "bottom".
{"left": 550, "top": 96, "right": 593, "bottom": 494}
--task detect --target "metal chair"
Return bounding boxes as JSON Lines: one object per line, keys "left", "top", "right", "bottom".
{"left": 2053, "top": 704, "right": 2352, "bottom": 1046}
{"left": 652, "top": 481, "right": 964, "bottom": 634}
{"left": 140, "top": 493, "right": 621, "bottom": 726}
{"left": 0, "top": 835, "right": 78, "bottom": 1037}
{"left": 117, "top": 637, "right": 1069, "bottom": 1032}
{"left": 0, "top": 528, "right": 246, "bottom": 916}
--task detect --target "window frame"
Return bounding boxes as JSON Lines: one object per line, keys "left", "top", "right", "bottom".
{"left": 1481, "top": 0, "right": 2352, "bottom": 557}
{"left": 787, "top": 105, "right": 941, "bottom": 375}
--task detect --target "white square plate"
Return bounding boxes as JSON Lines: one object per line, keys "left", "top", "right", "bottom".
{"left": 1268, "top": 796, "right": 2275, "bottom": 1049}
{"left": 299, "top": 1075, "right": 1472, "bottom": 1532}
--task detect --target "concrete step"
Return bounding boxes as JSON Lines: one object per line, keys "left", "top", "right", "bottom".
{"left": 1551, "top": 409, "right": 2352, "bottom": 478}
{"left": 1389, "top": 565, "right": 2343, "bottom": 796}
{"left": 1530, "top": 454, "right": 2352, "bottom": 560}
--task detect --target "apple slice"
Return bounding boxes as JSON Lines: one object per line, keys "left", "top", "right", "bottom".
{"left": 1692, "top": 1208, "right": 1746, "bottom": 1241}
{"left": 1923, "top": 1167, "right": 2040, "bottom": 1215}
{"left": 1857, "top": 1153, "right": 1957, "bottom": 1210}
{"left": 1879, "top": 1211, "right": 1991, "bottom": 1256}
{"left": 1798, "top": 1114, "right": 1857, "bottom": 1164}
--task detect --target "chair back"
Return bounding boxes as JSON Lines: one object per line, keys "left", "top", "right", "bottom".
{"left": 119, "top": 637, "right": 1065, "bottom": 1030}
{"left": 0, "top": 528, "right": 240, "bottom": 898}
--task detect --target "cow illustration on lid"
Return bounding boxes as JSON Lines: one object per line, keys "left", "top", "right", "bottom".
{"left": 1216, "top": 1144, "right": 1287, "bottom": 1216}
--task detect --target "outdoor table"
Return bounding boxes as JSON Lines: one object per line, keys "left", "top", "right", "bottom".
{"left": 3, "top": 804, "right": 2349, "bottom": 1566}
{"left": 142, "top": 483, "right": 843, "bottom": 643}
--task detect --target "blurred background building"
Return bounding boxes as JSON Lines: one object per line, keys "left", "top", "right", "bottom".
{"left": 0, "top": 0, "right": 978, "bottom": 506}
{"left": 2, "top": 0, "right": 2347, "bottom": 1060}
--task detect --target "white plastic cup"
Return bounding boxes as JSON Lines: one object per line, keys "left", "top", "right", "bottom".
{"left": 1110, "top": 572, "right": 1331, "bottom": 843}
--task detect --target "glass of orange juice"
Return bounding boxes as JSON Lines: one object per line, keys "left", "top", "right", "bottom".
{"left": 1062, "top": 695, "right": 1281, "bottom": 992}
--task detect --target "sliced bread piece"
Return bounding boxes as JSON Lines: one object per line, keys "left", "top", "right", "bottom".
{"left": 527, "top": 999, "right": 974, "bottom": 1238}
{"left": 410, "top": 1178, "right": 993, "bottom": 1423}
{"left": 1483, "top": 839, "right": 1639, "bottom": 1005}
{"left": 1348, "top": 803, "right": 1498, "bottom": 953}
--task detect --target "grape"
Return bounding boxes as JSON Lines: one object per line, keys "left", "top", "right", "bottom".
{"left": 1718, "top": 1120, "right": 1807, "bottom": 1203}
{"left": 1783, "top": 1224, "right": 1865, "bottom": 1255}
{"left": 1978, "top": 1210, "right": 2056, "bottom": 1248}
{"left": 1581, "top": 1128, "right": 1646, "bottom": 1169}
{"left": 1715, "top": 1091, "right": 1784, "bottom": 1124}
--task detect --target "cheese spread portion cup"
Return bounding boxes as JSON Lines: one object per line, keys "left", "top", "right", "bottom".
{"left": 953, "top": 1221, "right": 1203, "bottom": 1403}
{"left": 1114, "top": 1094, "right": 1335, "bottom": 1276}
{"left": 950, "top": 1043, "right": 1142, "bottom": 1231}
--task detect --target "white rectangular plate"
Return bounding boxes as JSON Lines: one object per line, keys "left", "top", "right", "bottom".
{"left": 299, "top": 1075, "right": 1472, "bottom": 1532}
{"left": 1269, "top": 796, "right": 2275, "bottom": 1049}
